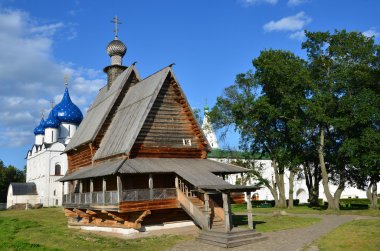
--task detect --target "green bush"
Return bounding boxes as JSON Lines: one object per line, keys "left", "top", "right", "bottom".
{"left": 340, "top": 198, "right": 371, "bottom": 206}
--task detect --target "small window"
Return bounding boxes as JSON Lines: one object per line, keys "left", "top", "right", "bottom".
{"left": 56, "top": 199, "right": 58, "bottom": 205}
{"left": 51, "top": 131, "right": 53, "bottom": 142}
{"left": 183, "top": 139, "right": 192, "bottom": 146}
{"left": 55, "top": 164, "right": 61, "bottom": 175}
{"left": 68, "top": 125, "right": 71, "bottom": 137}
{"left": 53, "top": 190, "right": 56, "bottom": 196}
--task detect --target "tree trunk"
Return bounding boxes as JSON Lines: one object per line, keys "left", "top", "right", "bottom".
{"left": 288, "top": 170, "right": 295, "bottom": 209}
{"left": 273, "top": 160, "right": 286, "bottom": 208}
{"left": 333, "top": 183, "right": 344, "bottom": 210}
{"left": 367, "top": 182, "right": 373, "bottom": 205}
{"left": 304, "top": 163, "right": 320, "bottom": 207}
{"left": 318, "top": 125, "right": 338, "bottom": 210}
{"left": 368, "top": 181, "right": 378, "bottom": 210}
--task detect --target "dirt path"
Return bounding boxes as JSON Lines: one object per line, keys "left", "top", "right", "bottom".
{"left": 168, "top": 214, "right": 377, "bottom": 251}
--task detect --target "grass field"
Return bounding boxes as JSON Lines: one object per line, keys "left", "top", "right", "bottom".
{"left": 0, "top": 208, "right": 190, "bottom": 251}
{"left": 1, "top": 206, "right": 378, "bottom": 251}
{"left": 232, "top": 204, "right": 380, "bottom": 217}
{"left": 233, "top": 214, "right": 321, "bottom": 232}
{"left": 0, "top": 207, "right": 326, "bottom": 250}
{"left": 311, "top": 219, "right": 380, "bottom": 251}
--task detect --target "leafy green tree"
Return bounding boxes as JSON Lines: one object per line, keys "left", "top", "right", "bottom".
{"left": 211, "top": 49, "right": 311, "bottom": 208}
{"left": 0, "top": 160, "right": 26, "bottom": 203}
{"left": 303, "top": 30, "right": 380, "bottom": 210}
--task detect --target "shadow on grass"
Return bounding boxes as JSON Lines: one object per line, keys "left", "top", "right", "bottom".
{"left": 232, "top": 215, "right": 266, "bottom": 229}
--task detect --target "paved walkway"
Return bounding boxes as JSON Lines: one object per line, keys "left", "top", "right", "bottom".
{"left": 168, "top": 213, "right": 378, "bottom": 251}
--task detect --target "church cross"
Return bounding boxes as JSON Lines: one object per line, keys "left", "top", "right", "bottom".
{"left": 64, "top": 75, "right": 69, "bottom": 86}
{"left": 40, "top": 109, "right": 45, "bottom": 118}
{"left": 50, "top": 100, "right": 55, "bottom": 109}
{"left": 111, "top": 16, "right": 122, "bottom": 38}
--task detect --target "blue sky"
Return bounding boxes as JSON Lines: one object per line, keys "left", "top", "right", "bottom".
{"left": 0, "top": 0, "right": 379, "bottom": 169}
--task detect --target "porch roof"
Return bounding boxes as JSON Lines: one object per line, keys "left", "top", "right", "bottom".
{"left": 58, "top": 159, "right": 125, "bottom": 182}
{"left": 59, "top": 158, "right": 252, "bottom": 191}
{"left": 119, "top": 158, "right": 247, "bottom": 174}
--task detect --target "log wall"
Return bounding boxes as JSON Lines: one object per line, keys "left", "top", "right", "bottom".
{"left": 119, "top": 198, "right": 178, "bottom": 212}
{"left": 131, "top": 75, "right": 208, "bottom": 158}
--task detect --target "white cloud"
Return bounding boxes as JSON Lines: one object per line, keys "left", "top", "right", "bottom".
{"left": 239, "top": 0, "right": 278, "bottom": 7}
{"left": 363, "top": 28, "right": 379, "bottom": 38}
{"left": 0, "top": 9, "right": 106, "bottom": 147}
{"left": 287, "top": 0, "right": 309, "bottom": 7}
{"left": 289, "top": 30, "right": 305, "bottom": 40}
{"left": 263, "top": 12, "right": 311, "bottom": 32}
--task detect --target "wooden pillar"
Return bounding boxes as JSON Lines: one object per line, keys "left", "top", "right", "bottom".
{"left": 149, "top": 174, "right": 153, "bottom": 200}
{"left": 90, "top": 179, "right": 94, "bottom": 192}
{"left": 222, "top": 192, "right": 232, "bottom": 232}
{"left": 117, "top": 175, "right": 123, "bottom": 202}
{"left": 102, "top": 177, "right": 106, "bottom": 205}
{"left": 204, "top": 193, "right": 210, "bottom": 213}
{"left": 204, "top": 193, "right": 211, "bottom": 230}
{"left": 175, "top": 176, "right": 179, "bottom": 189}
{"left": 246, "top": 192, "right": 253, "bottom": 229}
{"left": 62, "top": 182, "right": 65, "bottom": 204}
{"left": 79, "top": 180, "right": 83, "bottom": 193}
{"left": 89, "top": 178, "right": 94, "bottom": 204}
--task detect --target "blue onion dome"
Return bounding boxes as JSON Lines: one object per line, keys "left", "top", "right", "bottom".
{"left": 54, "top": 87, "right": 83, "bottom": 125}
{"left": 44, "top": 109, "right": 60, "bottom": 129}
{"left": 106, "top": 38, "right": 127, "bottom": 57}
{"left": 33, "top": 118, "right": 45, "bottom": 135}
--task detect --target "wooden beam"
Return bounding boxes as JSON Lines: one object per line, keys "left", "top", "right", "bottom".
{"left": 222, "top": 193, "right": 232, "bottom": 232}
{"left": 103, "top": 178, "right": 106, "bottom": 205}
{"left": 246, "top": 192, "right": 253, "bottom": 229}
{"left": 117, "top": 175, "right": 123, "bottom": 203}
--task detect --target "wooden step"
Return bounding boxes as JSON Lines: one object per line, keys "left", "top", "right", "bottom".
{"left": 197, "top": 229, "right": 267, "bottom": 248}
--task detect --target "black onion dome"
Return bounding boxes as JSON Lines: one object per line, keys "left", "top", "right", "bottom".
{"left": 106, "top": 39, "right": 127, "bottom": 57}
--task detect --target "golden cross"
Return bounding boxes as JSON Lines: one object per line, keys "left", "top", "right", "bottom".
{"left": 50, "top": 100, "right": 55, "bottom": 109}
{"left": 64, "top": 75, "right": 69, "bottom": 86}
{"left": 40, "top": 109, "right": 45, "bottom": 118}
{"left": 111, "top": 16, "right": 122, "bottom": 38}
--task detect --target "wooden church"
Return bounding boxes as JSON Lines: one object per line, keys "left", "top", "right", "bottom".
{"left": 60, "top": 17, "right": 264, "bottom": 247}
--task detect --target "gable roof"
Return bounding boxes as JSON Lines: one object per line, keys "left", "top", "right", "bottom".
{"left": 9, "top": 183, "right": 38, "bottom": 196}
{"left": 93, "top": 66, "right": 209, "bottom": 160}
{"left": 65, "top": 65, "right": 141, "bottom": 152}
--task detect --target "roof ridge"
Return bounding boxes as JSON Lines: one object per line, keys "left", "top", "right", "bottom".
{"left": 140, "top": 65, "right": 171, "bottom": 81}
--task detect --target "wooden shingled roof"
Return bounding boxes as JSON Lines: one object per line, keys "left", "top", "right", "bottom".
{"left": 65, "top": 65, "right": 141, "bottom": 152}
{"left": 66, "top": 64, "right": 210, "bottom": 161}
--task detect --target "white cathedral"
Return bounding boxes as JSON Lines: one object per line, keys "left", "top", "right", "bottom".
{"left": 7, "top": 84, "right": 83, "bottom": 208}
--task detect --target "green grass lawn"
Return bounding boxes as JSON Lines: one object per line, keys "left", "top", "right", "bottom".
{"left": 233, "top": 214, "right": 321, "bottom": 232}
{"left": 311, "top": 219, "right": 380, "bottom": 251}
{"left": 0, "top": 208, "right": 191, "bottom": 251}
{"left": 232, "top": 204, "right": 380, "bottom": 217}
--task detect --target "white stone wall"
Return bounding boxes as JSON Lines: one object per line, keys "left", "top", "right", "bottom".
{"left": 6, "top": 186, "right": 39, "bottom": 209}
{"left": 26, "top": 142, "right": 68, "bottom": 206}
{"left": 210, "top": 158, "right": 376, "bottom": 204}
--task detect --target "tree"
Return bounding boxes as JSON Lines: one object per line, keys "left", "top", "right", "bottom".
{"left": 0, "top": 160, "right": 26, "bottom": 203}
{"left": 302, "top": 30, "right": 380, "bottom": 210}
{"left": 211, "top": 49, "right": 311, "bottom": 208}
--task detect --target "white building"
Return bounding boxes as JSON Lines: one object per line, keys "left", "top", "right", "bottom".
{"left": 202, "top": 106, "right": 374, "bottom": 204}
{"left": 6, "top": 183, "right": 39, "bottom": 209}
{"left": 13, "top": 84, "right": 83, "bottom": 207}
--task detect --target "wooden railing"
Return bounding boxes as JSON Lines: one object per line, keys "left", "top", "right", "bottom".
{"left": 63, "top": 191, "right": 118, "bottom": 206}
{"left": 63, "top": 188, "right": 177, "bottom": 206}
{"left": 177, "top": 188, "right": 210, "bottom": 230}
{"left": 122, "top": 188, "right": 176, "bottom": 201}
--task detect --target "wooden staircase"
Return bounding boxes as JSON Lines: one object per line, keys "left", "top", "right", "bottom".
{"left": 197, "top": 229, "right": 267, "bottom": 248}
{"left": 179, "top": 192, "right": 267, "bottom": 248}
